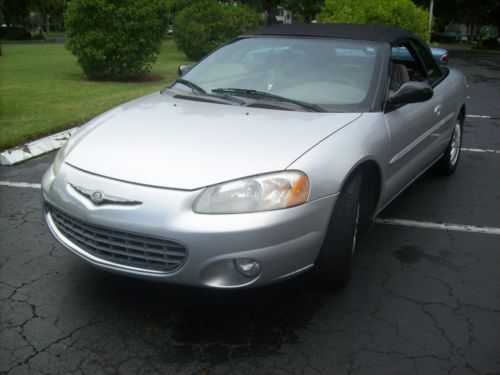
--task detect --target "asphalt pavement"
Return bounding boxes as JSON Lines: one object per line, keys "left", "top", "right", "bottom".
{"left": 1, "top": 50, "right": 499, "bottom": 374}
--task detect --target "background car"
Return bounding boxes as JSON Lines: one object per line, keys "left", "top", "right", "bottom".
{"left": 43, "top": 24, "right": 467, "bottom": 289}
{"left": 431, "top": 46, "right": 449, "bottom": 65}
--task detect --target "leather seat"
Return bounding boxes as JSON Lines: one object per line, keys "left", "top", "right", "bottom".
{"left": 390, "top": 63, "right": 410, "bottom": 91}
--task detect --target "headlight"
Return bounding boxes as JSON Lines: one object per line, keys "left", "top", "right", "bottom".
{"left": 52, "top": 135, "right": 75, "bottom": 175}
{"left": 193, "top": 171, "right": 309, "bottom": 214}
{"left": 52, "top": 143, "right": 68, "bottom": 175}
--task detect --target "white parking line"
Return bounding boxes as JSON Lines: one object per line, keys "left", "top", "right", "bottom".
{"left": 375, "top": 218, "right": 500, "bottom": 235}
{"left": 462, "top": 148, "right": 500, "bottom": 154}
{"left": 0, "top": 181, "right": 42, "bottom": 189}
{"left": 466, "top": 114, "right": 492, "bottom": 119}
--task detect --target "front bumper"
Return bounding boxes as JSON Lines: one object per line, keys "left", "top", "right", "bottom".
{"left": 42, "top": 164, "right": 337, "bottom": 288}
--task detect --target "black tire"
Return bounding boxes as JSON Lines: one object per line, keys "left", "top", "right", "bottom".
{"left": 435, "top": 115, "right": 464, "bottom": 175}
{"left": 311, "top": 172, "right": 362, "bottom": 288}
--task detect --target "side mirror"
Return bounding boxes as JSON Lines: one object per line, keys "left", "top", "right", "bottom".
{"left": 386, "top": 81, "right": 433, "bottom": 111}
{"left": 178, "top": 64, "right": 190, "bottom": 76}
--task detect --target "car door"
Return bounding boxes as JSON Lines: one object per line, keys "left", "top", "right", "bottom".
{"left": 382, "top": 39, "right": 449, "bottom": 204}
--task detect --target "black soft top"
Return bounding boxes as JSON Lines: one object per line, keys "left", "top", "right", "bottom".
{"left": 245, "top": 23, "right": 414, "bottom": 43}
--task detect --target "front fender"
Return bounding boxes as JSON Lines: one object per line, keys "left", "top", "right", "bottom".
{"left": 287, "top": 113, "right": 390, "bottom": 201}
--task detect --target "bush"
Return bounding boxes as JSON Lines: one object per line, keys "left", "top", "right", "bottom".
{"left": 174, "top": 0, "right": 261, "bottom": 60}
{"left": 431, "top": 32, "right": 459, "bottom": 44}
{"left": 318, "top": 0, "right": 429, "bottom": 41}
{"left": 65, "top": 0, "right": 168, "bottom": 80}
{"left": 0, "top": 27, "right": 32, "bottom": 41}
{"left": 481, "top": 37, "right": 500, "bottom": 50}
{"left": 30, "top": 33, "right": 45, "bottom": 41}
{"left": 431, "top": 34, "right": 457, "bottom": 44}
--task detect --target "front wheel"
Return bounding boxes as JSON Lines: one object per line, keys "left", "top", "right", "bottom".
{"left": 435, "top": 116, "right": 463, "bottom": 175}
{"left": 311, "top": 173, "right": 361, "bottom": 288}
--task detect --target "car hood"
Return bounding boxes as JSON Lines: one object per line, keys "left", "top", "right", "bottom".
{"left": 65, "top": 92, "right": 362, "bottom": 190}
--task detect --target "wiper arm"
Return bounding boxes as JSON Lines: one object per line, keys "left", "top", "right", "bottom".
{"left": 174, "top": 78, "right": 207, "bottom": 94}
{"left": 171, "top": 80, "right": 245, "bottom": 105}
{"left": 211, "top": 88, "right": 325, "bottom": 112}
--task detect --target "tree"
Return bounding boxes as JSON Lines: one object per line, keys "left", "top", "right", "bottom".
{"left": 319, "top": 0, "right": 430, "bottom": 40}
{"left": 240, "top": 0, "right": 324, "bottom": 25}
{"left": 2, "top": 0, "right": 31, "bottom": 26}
{"left": 239, "top": 0, "right": 280, "bottom": 25}
{"left": 452, "top": 0, "right": 499, "bottom": 39}
{"left": 0, "top": 0, "right": 5, "bottom": 24}
{"left": 65, "top": 0, "right": 168, "bottom": 80}
{"left": 30, "top": 0, "right": 66, "bottom": 32}
{"left": 165, "top": 0, "right": 195, "bottom": 13}
{"left": 413, "top": 0, "right": 500, "bottom": 38}
{"left": 174, "top": 0, "right": 261, "bottom": 60}
{"left": 0, "top": 0, "right": 67, "bottom": 33}
{"left": 285, "top": 0, "right": 324, "bottom": 23}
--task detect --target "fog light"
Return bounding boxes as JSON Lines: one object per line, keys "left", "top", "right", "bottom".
{"left": 234, "top": 259, "right": 261, "bottom": 277}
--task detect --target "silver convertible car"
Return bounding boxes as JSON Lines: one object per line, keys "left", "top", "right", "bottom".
{"left": 43, "top": 24, "right": 467, "bottom": 288}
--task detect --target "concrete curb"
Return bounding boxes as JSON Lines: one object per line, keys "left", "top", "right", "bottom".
{"left": 0, "top": 127, "right": 79, "bottom": 166}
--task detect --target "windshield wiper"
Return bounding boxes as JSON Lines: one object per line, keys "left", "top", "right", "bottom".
{"left": 172, "top": 80, "right": 245, "bottom": 105}
{"left": 174, "top": 78, "right": 207, "bottom": 94}
{"left": 211, "top": 88, "right": 325, "bottom": 112}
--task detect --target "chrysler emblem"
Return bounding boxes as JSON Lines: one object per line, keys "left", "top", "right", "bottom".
{"left": 90, "top": 190, "right": 104, "bottom": 204}
{"left": 70, "top": 184, "right": 142, "bottom": 206}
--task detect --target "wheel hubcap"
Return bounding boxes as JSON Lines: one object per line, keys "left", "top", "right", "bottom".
{"left": 450, "top": 120, "right": 462, "bottom": 166}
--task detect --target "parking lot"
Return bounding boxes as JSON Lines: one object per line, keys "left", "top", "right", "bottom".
{"left": 1, "top": 50, "right": 499, "bottom": 374}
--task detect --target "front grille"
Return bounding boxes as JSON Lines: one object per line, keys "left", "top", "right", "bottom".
{"left": 49, "top": 205, "right": 187, "bottom": 273}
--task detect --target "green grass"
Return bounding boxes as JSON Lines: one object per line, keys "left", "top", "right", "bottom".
{"left": 0, "top": 41, "right": 191, "bottom": 150}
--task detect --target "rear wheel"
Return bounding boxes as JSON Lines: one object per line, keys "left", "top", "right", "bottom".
{"left": 311, "top": 173, "right": 361, "bottom": 288}
{"left": 435, "top": 116, "right": 463, "bottom": 175}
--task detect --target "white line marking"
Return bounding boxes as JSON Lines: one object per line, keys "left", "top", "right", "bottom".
{"left": 466, "top": 115, "right": 491, "bottom": 119}
{"left": 375, "top": 218, "right": 500, "bottom": 235}
{"left": 462, "top": 148, "right": 500, "bottom": 154}
{"left": 0, "top": 181, "right": 42, "bottom": 189}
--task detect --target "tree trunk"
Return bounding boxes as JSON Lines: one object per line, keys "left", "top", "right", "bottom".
{"left": 263, "top": 0, "right": 278, "bottom": 25}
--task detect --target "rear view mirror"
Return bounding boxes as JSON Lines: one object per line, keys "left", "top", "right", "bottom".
{"left": 386, "top": 81, "right": 433, "bottom": 111}
{"left": 178, "top": 64, "right": 190, "bottom": 76}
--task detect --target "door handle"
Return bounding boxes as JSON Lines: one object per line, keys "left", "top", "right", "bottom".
{"left": 434, "top": 104, "right": 443, "bottom": 117}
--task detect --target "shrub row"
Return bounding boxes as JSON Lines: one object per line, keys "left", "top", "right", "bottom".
{"left": 63, "top": 0, "right": 433, "bottom": 81}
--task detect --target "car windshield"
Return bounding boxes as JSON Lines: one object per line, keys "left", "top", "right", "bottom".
{"left": 171, "top": 37, "right": 383, "bottom": 112}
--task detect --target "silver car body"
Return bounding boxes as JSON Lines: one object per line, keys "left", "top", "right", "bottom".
{"left": 43, "top": 25, "right": 467, "bottom": 288}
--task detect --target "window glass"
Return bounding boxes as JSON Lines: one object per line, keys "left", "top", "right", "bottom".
{"left": 391, "top": 43, "right": 428, "bottom": 85}
{"left": 174, "top": 37, "right": 384, "bottom": 112}
{"left": 391, "top": 46, "right": 415, "bottom": 62}
{"left": 411, "top": 41, "right": 443, "bottom": 84}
